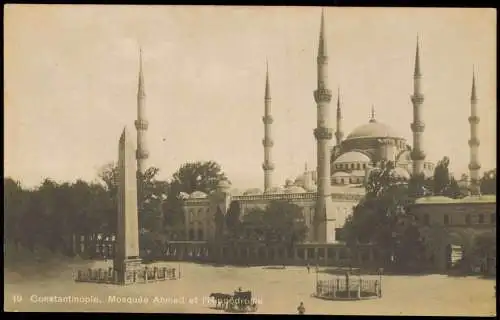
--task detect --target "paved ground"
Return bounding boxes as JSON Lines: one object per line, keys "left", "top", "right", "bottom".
{"left": 4, "top": 260, "right": 496, "bottom": 315}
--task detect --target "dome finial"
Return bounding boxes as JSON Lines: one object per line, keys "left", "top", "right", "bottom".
{"left": 369, "top": 105, "right": 376, "bottom": 123}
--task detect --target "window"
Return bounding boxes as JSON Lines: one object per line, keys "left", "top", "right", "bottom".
{"left": 491, "top": 213, "right": 496, "bottom": 224}
{"left": 363, "top": 163, "right": 367, "bottom": 169}
{"left": 340, "top": 178, "right": 344, "bottom": 184}
{"left": 478, "top": 214, "right": 484, "bottom": 224}
{"left": 443, "top": 214, "right": 449, "bottom": 225}
{"left": 357, "top": 163, "right": 361, "bottom": 170}
{"left": 465, "top": 214, "right": 471, "bottom": 225}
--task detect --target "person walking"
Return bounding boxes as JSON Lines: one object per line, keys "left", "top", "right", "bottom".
{"left": 297, "top": 302, "right": 305, "bottom": 315}
{"left": 306, "top": 263, "right": 310, "bottom": 274}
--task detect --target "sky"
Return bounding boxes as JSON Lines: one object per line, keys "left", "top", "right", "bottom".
{"left": 4, "top": 5, "right": 497, "bottom": 190}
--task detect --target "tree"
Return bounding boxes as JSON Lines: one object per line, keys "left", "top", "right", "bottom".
{"left": 225, "top": 201, "right": 242, "bottom": 238}
{"left": 342, "top": 161, "right": 425, "bottom": 271}
{"left": 408, "top": 173, "right": 433, "bottom": 198}
{"left": 263, "top": 201, "right": 308, "bottom": 244}
{"left": 237, "top": 201, "right": 308, "bottom": 244}
{"left": 480, "top": 169, "right": 496, "bottom": 195}
{"left": 137, "top": 167, "right": 168, "bottom": 233}
{"left": 171, "top": 161, "right": 229, "bottom": 195}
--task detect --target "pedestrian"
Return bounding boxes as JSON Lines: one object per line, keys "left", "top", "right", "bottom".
{"left": 297, "top": 301, "right": 305, "bottom": 315}
{"left": 306, "top": 263, "right": 310, "bottom": 274}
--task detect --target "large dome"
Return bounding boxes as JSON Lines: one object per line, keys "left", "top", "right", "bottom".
{"left": 334, "top": 151, "right": 371, "bottom": 163}
{"left": 346, "top": 120, "right": 402, "bottom": 140}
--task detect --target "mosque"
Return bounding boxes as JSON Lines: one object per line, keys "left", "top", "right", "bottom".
{"left": 132, "top": 10, "right": 487, "bottom": 245}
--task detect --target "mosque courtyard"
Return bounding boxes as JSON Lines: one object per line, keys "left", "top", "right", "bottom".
{"left": 4, "top": 260, "right": 496, "bottom": 316}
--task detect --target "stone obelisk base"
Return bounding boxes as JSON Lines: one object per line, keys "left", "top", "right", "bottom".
{"left": 115, "top": 257, "right": 143, "bottom": 285}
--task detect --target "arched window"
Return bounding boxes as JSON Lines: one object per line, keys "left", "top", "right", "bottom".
{"left": 340, "top": 178, "right": 344, "bottom": 184}
{"left": 198, "top": 229, "right": 204, "bottom": 240}
{"left": 188, "top": 229, "right": 195, "bottom": 240}
{"left": 363, "top": 163, "right": 367, "bottom": 169}
{"left": 356, "top": 163, "right": 361, "bottom": 170}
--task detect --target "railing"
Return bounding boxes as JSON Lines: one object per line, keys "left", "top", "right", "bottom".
{"left": 315, "top": 277, "right": 381, "bottom": 299}
{"left": 74, "top": 266, "right": 177, "bottom": 284}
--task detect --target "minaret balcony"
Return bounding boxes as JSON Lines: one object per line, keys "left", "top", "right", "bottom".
{"left": 411, "top": 122, "right": 425, "bottom": 132}
{"left": 317, "top": 56, "right": 328, "bottom": 64}
{"left": 262, "top": 115, "right": 274, "bottom": 124}
{"left": 136, "top": 149, "right": 149, "bottom": 159}
{"left": 262, "top": 138, "right": 274, "bottom": 147}
{"left": 411, "top": 94, "right": 424, "bottom": 104}
{"left": 468, "top": 163, "right": 481, "bottom": 171}
{"left": 468, "top": 116, "right": 480, "bottom": 124}
{"left": 314, "top": 127, "right": 333, "bottom": 140}
{"left": 134, "top": 119, "right": 149, "bottom": 130}
{"left": 410, "top": 149, "right": 426, "bottom": 161}
{"left": 314, "top": 88, "right": 332, "bottom": 103}
{"left": 377, "top": 138, "right": 395, "bottom": 146}
{"left": 262, "top": 162, "right": 275, "bottom": 171}
{"left": 468, "top": 138, "right": 480, "bottom": 147}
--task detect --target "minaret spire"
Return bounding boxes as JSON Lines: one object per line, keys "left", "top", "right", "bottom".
{"left": 468, "top": 67, "right": 481, "bottom": 195}
{"left": 313, "top": 8, "right": 334, "bottom": 243}
{"left": 414, "top": 35, "right": 421, "bottom": 77}
{"left": 262, "top": 61, "right": 274, "bottom": 191}
{"left": 369, "top": 104, "right": 376, "bottom": 123}
{"left": 334, "top": 87, "right": 344, "bottom": 145}
{"left": 135, "top": 46, "right": 149, "bottom": 174}
{"left": 410, "top": 35, "right": 426, "bottom": 177}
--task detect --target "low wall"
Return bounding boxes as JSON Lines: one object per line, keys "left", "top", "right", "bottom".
{"left": 74, "top": 266, "right": 177, "bottom": 284}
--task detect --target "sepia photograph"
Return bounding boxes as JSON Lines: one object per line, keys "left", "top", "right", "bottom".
{"left": 4, "top": 4, "right": 497, "bottom": 316}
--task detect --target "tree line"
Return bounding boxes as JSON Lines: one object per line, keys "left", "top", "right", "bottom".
{"left": 4, "top": 161, "right": 228, "bottom": 256}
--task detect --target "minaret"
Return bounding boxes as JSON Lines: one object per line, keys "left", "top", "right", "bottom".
{"left": 410, "top": 36, "right": 426, "bottom": 177}
{"left": 335, "top": 87, "right": 344, "bottom": 145}
{"left": 135, "top": 47, "right": 149, "bottom": 174}
{"left": 262, "top": 61, "right": 275, "bottom": 191}
{"left": 313, "top": 9, "right": 334, "bottom": 243}
{"left": 370, "top": 104, "right": 376, "bottom": 123}
{"left": 468, "top": 68, "right": 481, "bottom": 195}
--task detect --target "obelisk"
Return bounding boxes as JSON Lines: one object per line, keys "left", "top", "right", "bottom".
{"left": 114, "top": 127, "right": 142, "bottom": 284}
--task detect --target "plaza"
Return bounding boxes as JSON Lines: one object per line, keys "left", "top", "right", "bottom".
{"left": 4, "top": 260, "right": 496, "bottom": 316}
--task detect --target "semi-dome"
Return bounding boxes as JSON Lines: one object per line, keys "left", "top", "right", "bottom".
{"left": 264, "top": 186, "right": 285, "bottom": 194}
{"left": 332, "top": 171, "right": 350, "bottom": 178}
{"left": 179, "top": 192, "right": 190, "bottom": 199}
{"left": 230, "top": 188, "right": 242, "bottom": 196}
{"left": 217, "top": 179, "right": 231, "bottom": 190}
{"left": 284, "top": 186, "right": 306, "bottom": 194}
{"left": 391, "top": 167, "right": 411, "bottom": 180}
{"left": 334, "top": 151, "right": 371, "bottom": 163}
{"left": 346, "top": 120, "right": 402, "bottom": 140}
{"left": 243, "top": 188, "right": 263, "bottom": 195}
{"left": 190, "top": 191, "right": 208, "bottom": 199}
